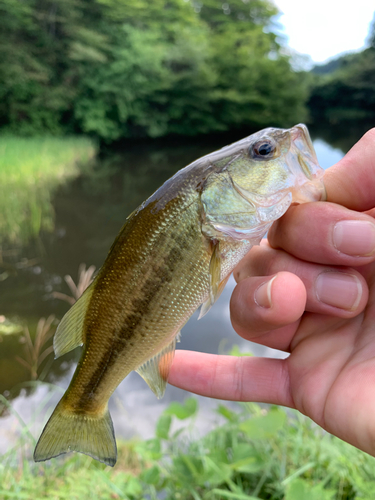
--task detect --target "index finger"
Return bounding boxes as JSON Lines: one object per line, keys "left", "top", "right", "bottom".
{"left": 168, "top": 350, "right": 294, "bottom": 407}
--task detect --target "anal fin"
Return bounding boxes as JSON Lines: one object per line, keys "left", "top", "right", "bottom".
{"left": 135, "top": 334, "right": 179, "bottom": 399}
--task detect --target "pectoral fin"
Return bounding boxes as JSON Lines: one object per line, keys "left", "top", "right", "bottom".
{"left": 209, "top": 240, "right": 221, "bottom": 304}
{"left": 198, "top": 241, "right": 230, "bottom": 319}
{"left": 135, "top": 334, "right": 179, "bottom": 399}
{"left": 53, "top": 284, "right": 94, "bottom": 358}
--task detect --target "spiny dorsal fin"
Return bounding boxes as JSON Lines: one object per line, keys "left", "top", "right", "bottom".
{"left": 198, "top": 240, "right": 230, "bottom": 319}
{"left": 53, "top": 283, "right": 94, "bottom": 358}
{"left": 135, "top": 333, "right": 179, "bottom": 399}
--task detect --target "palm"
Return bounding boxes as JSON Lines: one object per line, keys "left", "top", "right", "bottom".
{"left": 287, "top": 262, "right": 372, "bottom": 441}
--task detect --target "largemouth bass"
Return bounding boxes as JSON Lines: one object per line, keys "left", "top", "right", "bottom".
{"left": 34, "top": 124, "right": 325, "bottom": 466}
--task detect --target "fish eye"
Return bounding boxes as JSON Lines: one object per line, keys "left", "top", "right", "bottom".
{"left": 249, "top": 140, "right": 276, "bottom": 159}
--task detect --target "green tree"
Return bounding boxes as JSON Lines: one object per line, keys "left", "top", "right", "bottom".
{"left": 368, "top": 12, "right": 375, "bottom": 48}
{"left": 0, "top": 0, "right": 309, "bottom": 141}
{"left": 308, "top": 48, "right": 375, "bottom": 124}
{"left": 308, "top": 12, "right": 375, "bottom": 125}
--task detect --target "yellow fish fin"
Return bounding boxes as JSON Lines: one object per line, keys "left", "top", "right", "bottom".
{"left": 135, "top": 333, "right": 179, "bottom": 399}
{"left": 198, "top": 241, "right": 229, "bottom": 319}
{"left": 34, "top": 399, "right": 117, "bottom": 467}
{"left": 53, "top": 283, "right": 94, "bottom": 358}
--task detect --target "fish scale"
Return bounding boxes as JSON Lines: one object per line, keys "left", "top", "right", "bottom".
{"left": 67, "top": 197, "right": 211, "bottom": 411}
{"left": 34, "top": 124, "right": 325, "bottom": 466}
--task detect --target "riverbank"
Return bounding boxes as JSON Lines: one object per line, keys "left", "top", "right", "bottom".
{"left": 0, "top": 136, "right": 96, "bottom": 247}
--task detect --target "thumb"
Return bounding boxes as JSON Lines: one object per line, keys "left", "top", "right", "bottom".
{"left": 324, "top": 128, "right": 375, "bottom": 211}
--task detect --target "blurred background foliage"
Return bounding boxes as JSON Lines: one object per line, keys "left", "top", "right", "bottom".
{"left": 0, "top": 0, "right": 309, "bottom": 141}
{"left": 1, "top": 0, "right": 373, "bottom": 143}
{"left": 309, "top": 44, "right": 375, "bottom": 125}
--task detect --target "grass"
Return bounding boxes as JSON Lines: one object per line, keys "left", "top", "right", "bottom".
{"left": 1, "top": 397, "right": 375, "bottom": 500}
{"left": 0, "top": 136, "right": 96, "bottom": 246}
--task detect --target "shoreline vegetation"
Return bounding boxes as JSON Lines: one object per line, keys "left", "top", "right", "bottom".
{"left": 0, "top": 136, "right": 96, "bottom": 246}
{"left": 2, "top": 398, "right": 374, "bottom": 499}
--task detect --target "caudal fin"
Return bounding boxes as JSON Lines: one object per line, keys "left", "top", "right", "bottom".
{"left": 34, "top": 400, "right": 117, "bottom": 466}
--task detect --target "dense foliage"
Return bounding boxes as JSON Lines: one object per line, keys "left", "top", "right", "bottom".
{"left": 308, "top": 17, "right": 375, "bottom": 125}
{"left": 0, "top": 0, "right": 308, "bottom": 141}
{"left": 3, "top": 397, "right": 375, "bottom": 499}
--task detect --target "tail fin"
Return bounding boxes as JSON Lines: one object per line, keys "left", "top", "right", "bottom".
{"left": 34, "top": 400, "right": 117, "bottom": 466}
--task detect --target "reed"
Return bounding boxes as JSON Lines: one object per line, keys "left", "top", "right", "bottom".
{"left": 0, "top": 136, "right": 97, "bottom": 246}
{"left": 52, "top": 263, "right": 96, "bottom": 305}
{"left": 15, "top": 316, "right": 56, "bottom": 381}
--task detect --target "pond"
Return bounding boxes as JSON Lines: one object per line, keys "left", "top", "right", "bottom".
{"left": 0, "top": 126, "right": 365, "bottom": 453}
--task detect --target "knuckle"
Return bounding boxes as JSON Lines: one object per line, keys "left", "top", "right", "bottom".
{"left": 232, "top": 357, "right": 245, "bottom": 401}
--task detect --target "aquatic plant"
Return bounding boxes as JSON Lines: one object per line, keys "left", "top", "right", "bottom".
{"left": 52, "top": 263, "right": 96, "bottom": 305}
{"left": 15, "top": 316, "right": 56, "bottom": 381}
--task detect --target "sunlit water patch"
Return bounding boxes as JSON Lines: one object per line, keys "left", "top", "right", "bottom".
{"left": 313, "top": 139, "right": 345, "bottom": 170}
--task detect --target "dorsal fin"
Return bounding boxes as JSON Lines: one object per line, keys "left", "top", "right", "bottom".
{"left": 53, "top": 283, "right": 94, "bottom": 358}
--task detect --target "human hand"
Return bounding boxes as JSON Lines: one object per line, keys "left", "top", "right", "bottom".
{"left": 169, "top": 129, "right": 375, "bottom": 456}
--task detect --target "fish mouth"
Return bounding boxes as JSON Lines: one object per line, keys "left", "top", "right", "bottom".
{"left": 290, "top": 123, "right": 319, "bottom": 165}
{"left": 288, "top": 123, "right": 326, "bottom": 203}
{"left": 291, "top": 179, "right": 327, "bottom": 203}
{"left": 290, "top": 124, "right": 316, "bottom": 156}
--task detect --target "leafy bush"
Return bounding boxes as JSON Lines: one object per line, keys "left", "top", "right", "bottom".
{"left": 308, "top": 48, "right": 375, "bottom": 125}
{"left": 2, "top": 396, "right": 375, "bottom": 499}
{"left": 0, "top": 0, "right": 308, "bottom": 141}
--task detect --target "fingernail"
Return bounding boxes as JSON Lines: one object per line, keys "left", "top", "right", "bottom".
{"left": 333, "top": 220, "right": 375, "bottom": 256}
{"left": 315, "top": 272, "right": 362, "bottom": 310}
{"left": 254, "top": 276, "right": 276, "bottom": 308}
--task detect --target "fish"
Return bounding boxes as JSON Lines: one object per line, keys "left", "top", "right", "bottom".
{"left": 34, "top": 123, "right": 325, "bottom": 467}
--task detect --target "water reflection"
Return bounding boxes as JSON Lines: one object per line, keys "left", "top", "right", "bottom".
{"left": 0, "top": 136, "right": 96, "bottom": 249}
{"left": 0, "top": 129, "right": 355, "bottom": 451}
{"left": 309, "top": 120, "right": 373, "bottom": 153}
{"left": 0, "top": 140, "right": 230, "bottom": 403}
